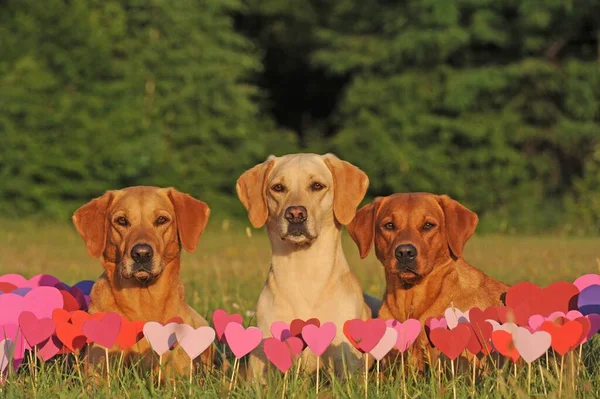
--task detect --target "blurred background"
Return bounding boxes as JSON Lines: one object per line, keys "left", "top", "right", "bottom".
{"left": 1, "top": 0, "right": 599, "bottom": 235}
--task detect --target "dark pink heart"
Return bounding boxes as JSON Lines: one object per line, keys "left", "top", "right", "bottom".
{"left": 344, "top": 318, "right": 386, "bottom": 353}
{"left": 0, "top": 287, "right": 64, "bottom": 326}
{"left": 212, "top": 309, "right": 243, "bottom": 343}
{"left": 82, "top": 312, "right": 122, "bottom": 349}
{"left": 18, "top": 311, "right": 56, "bottom": 347}
{"left": 37, "top": 336, "right": 63, "bottom": 361}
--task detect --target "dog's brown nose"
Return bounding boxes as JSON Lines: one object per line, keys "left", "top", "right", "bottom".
{"left": 285, "top": 206, "right": 307, "bottom": 224}
{"left": 131, "top": 244, "right": 154, "bottom": 263}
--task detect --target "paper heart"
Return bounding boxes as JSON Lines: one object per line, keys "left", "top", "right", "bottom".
{"left": 469, "top": 307, "right": 500, "bottom": 324}
{"left": 142, "top": 322, "right": 178, "bottom": 356}
{"left": 212, "top": 309, "right": 243, "bottom": 343}
{"left": 52, "top": 308, "right": 71, "bottom": 324}
{"left": 73, "top": 280, "right": 95, "bottom": 296}
{"left": 0, "top": 324, "right": 25, "bottom": 371}
{"left": 574, "top": 317, "right": 591, "bottom": 344}
{"left": 386, "top": 319, "right": 421, "bottom": 352}
{"left": 18, "top": 311, "right": 56, "bottom": 347}
{"left": 0, "top": 339, "right": 15, "bottom": 375}
{"left": 528, "top": 315, "right": 546, "bottom": 331}
{"left": 11, "top": 287, "right": 31, "bottom": 296}
{"left": 425, "top": 317, "right": 448, "bottom": 331}
{"left": 548, "top": 310, "right": 583, "bottom": 321}
{"left": 513, "top": 327, "right": 551, "bottom": 364}
{"left": 68, "top": 287, "right": 88, "bottom": 311}
{"left": 574, "top": 274, "right": 600, "bottom": 291}
{"left": 116, "top": 317, "right": 145, "bottom": 350}
{"left": 37, "top": 335, "right": 63, "bottom": 361}
{"left": 285, "top": 337, "right": 304, "bottom": 358}
{"left": 270, "top": 321, "right": 292, "bottom": 341}
{"left": 0, "top": 287, "right": 64, "bottom": 326}
{"left": 55, "top": 321, "right": 87, "bottom": 352}
{"left": 344, "top": 318, "right": 386, "bottom": 353}
{"left": 429, "top": 323, "right": 471, "bottom": 360}
{"left": 59, "top": 290, "right": 81, "bottom": 312}
{"left": 487, "top": 320, "right": 519, "bottom": 334}
{"left": 491, "top": 330, "right": 520, "bottom": 362}
{"left": 302, "top": 322, "right": 336, "bottom": 357}
{"left": 263, "top": 337, "right": 293, "bottom": 373}
{"left": 0, "top": 274, "right": 61, "bottom": 288}
{"left": 369, "top": 327, "right": 398, "bottom": 361}
{"left": 224, "top": 323, "right": 262, "bottom": 359}
{"left": 444, "top": 308, "right": 470, "bottom": 329}
{"left": 0, "top": 283, "right": 17, "bottom": 293}
{"left": 82, "top": 312, "right": 122, "bottom": 349}
{"left": 505, "top": 282, "right": 579, "bottom": 325}
{"left": 540, "top": 320, "right": 583, "bottom": 356}
{"left": 577, "top": 285, "right": 600, "bottom": 316}
{"left": 174, "top": 324, "right": 215, "bottom": 359}
{"left": 466, "top": 321, "right": 493, "bottom": 355}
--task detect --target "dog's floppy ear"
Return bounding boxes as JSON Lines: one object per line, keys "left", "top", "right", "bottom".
{"left": 323, "top": 154, "right": 369, "bottom": 225}
{"left": 168, "top": 188, "right": 211, "bottom": 253}
{"left": 236, "top": 156, "right": 276, "bottom": 228}
{"left": 347, "top": 198, "right": 381, "bottom": 258}
{"left": 72, "top": 191, "right": 114, "bottom": 258}
{"left": 438, "top": 195, "right": 478, "bottom": 259}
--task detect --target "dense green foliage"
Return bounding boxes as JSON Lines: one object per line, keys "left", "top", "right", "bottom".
{"left": 1, "top": 0, "right": 599, "bottom": 233}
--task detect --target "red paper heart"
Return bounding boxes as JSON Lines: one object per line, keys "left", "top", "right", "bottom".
{"left": 466, "top": 321, "right": 493, "bottom": 355}
{"left": 574, "top": 317, "right": 591, "bottom": 344}
{"left": 212, "top": 310, "right": 243, "bottom": 343}
{"left": 491, "top": 330, "right": 520, "bottom": 362}
{"left": 55, "top": 321, "right": 87, "bottom": 352}
{"left": 18, "top": 311, "right": 56, "bottom": 347}
{"left": 82, "top": 312, "right": 122, "bottom": 349}
{"left": 469, "top": 307, "right": 500, "bottom": 324}
{"left": 343, "top": 318, "right": 387, "bottom": 353}
{"left": 52, "top": 308, "right": 72, "bottom": 324}
{"left": 290, "top": 318, "right": 320, "bottom": 348}
{"left": 429, "top": 323, "right": 472, "bottom": 360}
{"left": 497, "top": 306, "right": 517, "bottom": 324}
{"left": 539, "top": 320, "right": 583, "bottom": 356}
{"left": 116, "top": 316, "right": 145, "bottom": 350}
{"left": 0, "top": 282, "right": 17, "bottom": 293}
{"left": 505, "top": 282, "right": 579, "bottom": 326}
{"left": 60, "top": 290, "right": 81, "bottom": 312}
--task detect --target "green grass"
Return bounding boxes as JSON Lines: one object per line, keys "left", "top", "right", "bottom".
{"left": 0, "top": 219, "right": 599, "bottom": 398}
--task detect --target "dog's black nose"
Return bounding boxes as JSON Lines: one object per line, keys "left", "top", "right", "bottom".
{"left": 131, "top": 244, "right": 154, "bottom": 263}
{"left": 395, "top": 244, "right": 418, "bottom": 261}
{"left": 285, "top": 206, "right": 307, "bottom": 224}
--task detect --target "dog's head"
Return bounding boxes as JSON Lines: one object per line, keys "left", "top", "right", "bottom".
{"left": 72, "top": 186, "right": 210, "bottom": 284}
{"left": 347, "top": 193, "right": 478, "bottom": 284}
{"left": 236, "top": 153, "right": 368, "bottom": 247}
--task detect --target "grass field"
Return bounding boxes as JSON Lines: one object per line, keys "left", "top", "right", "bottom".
{"left": 1, "top": 219, "right": 599, "bottom": 398}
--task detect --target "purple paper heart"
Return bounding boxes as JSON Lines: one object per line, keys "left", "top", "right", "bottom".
{"left": 587, "top": 314, "right": 600, "bottom": 339}
{"left": 578, "top": 285, "right": 600, "bottom": 315}
{"left": 68, "top": 286, "right": 87, "bottom": 311}
{"left": 73, "top": 281, "right": 95, "bottom": 296}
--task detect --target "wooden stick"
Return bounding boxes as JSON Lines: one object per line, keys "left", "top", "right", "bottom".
{"left": 513, "top": 361, "right": 517, "bottom": 379}
{"left": 472, "top": 357, "right": 476, "bottom": 396}
{"left": 295, "top": 357, "right": 302, "bottom": 383}
{"left": 228, "top": 357, "right": 238, "bottom": 392}
{"left": 559, "top": 355, "right": 564, "bottom": 397}
{"left": 401, "top": 351, "right": 407, "bottom": 399}
{"left": 451, "top": 358, "right": 457, "bottom": 399}
{"left": 376, "top": 360, "right": 380, "bottom": 395}
{"left": 527, "top": 362, "right": 532, "bottom": 395}
{"left": 281, "top": 370, "right": 288, "bottom": 399}
{"left": 577, "top": 344, "right": 583, "bottom": 378}
{"left": 316, "top": 356, "right": 320, "bottom": 395}
{"left": 364, "top": 353, "right": 369, "bottom": 398}
{"left": 105, "top": 347, "right": 111, "bottom": 388}
{"left": 233, "top": 358, "right": 240, "bottom": 388}
{"left": 157, "top": 354, "right": 162, "bottom": 389}
{"left": 539, "top": 362, "right": 547, "bottom": 396}
{"left": 189, "top": 359, "right": 193, "bottom": 396}
{"left": 437, "top": 356, "right": 442, "bottom": 391}
{"left": 570, "top": 351, "right": 576, "bottom": 392}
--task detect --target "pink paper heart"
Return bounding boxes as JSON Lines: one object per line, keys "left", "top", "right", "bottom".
{"left": 513, "top": 327, "right": 551, "bottom": 364}
{"left": 37, "top": 335, "right": 62, "bottom": 361}
{"left": 224, "top": 323, "right": 262, "bottom": 359}
{"left": 386, "top": 319, "right": 421, "bottom": 352}
{"left": 345, "top": 318, "right": 387, "bottom": 353}
{"left": 18, "top": 311, "right": 56, "bottom": 347}
{"left": 174, "top": 324, "right": 215, "bottom": 359}
{"left": 212, "top": 309, "right": 243, "bottom": 343}
{"left": 0, "top": 324, "right": 25, "bottom": 371}
{"left": 0, "top": 339, "right": 15, "bottom": 375}
{"left": 528, "top": 315, "right": 546, "bottom": 331}
{"left": 263, "top": 337, "right": 293, "bottom": 373}
{"left": 444, "top": 307, "right": 470, "bottom": 329}
{"left": 142, "top": 322, "right": 178, "bottom": 356}
{"left": 369, "top": 327, "right": 398, "bottom": 361}
{"left": 574, "top": 274, "right": 600, "bottom": 291}
{"left": 548, "top": 310, "right": 583, "bottom": 321}
{"left": 0, "top": 274, "right": 61, "bottom": 289}
{"left": 270, "top": 321, "right": 292, "bottom": 341}
{"left": 302, "top": 322, "right": 336, "bottom": 357}
{"left": 82, "top": 312, "right": 122, "bottom": 349}
{"left": 425, "top": 317, "right": 448, "bottom": 331}
{"left": 285, "top": 337, "right": 304, "bottom": 358}
{"left": 0, "top": 288, "right": 64, "bottom": 333}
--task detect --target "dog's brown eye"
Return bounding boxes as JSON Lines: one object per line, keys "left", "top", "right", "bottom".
{"left": 115, "top": 217, "right": 129, "bottom": 227}
{"left": 422, "top": 222, "right": 436, "bottom": 231}
{"left": 311, "top": 182, "right": 325, "bottom": 191}
{"left": 156, "top": 216, "right": 169, "bottom": 225}
{"left": 271, "top": 184, "right": 285, "bottom": 193}
{"left": 383, "top": 222, "right": 394, "bottom": 231}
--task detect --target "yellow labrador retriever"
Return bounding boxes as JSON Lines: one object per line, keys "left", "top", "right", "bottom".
{"left": 236, "top": 153, "right": 379, "bottom": 379}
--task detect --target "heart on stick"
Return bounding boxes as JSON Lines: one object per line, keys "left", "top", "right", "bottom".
{"left": 466, "top": 321, "right": 493, "bottom": 355}
{"left": 18, "top": 311, "right": 56, "bottom": 347}
{"left": 55, "top": 321, "right": 87, "bottom": 352}
{"left": 573, "top": 274, "right": 600, "bottom": 291}
{"left": 512, "top": 327, "right": 551, "bottom": 364}
{"left": 302, "top": 322, "right": 336, "bottom": 357}
{"left": 491, "top": 330, "right": 520, "bottom": 362}
{"left": 263, "top": 337, "right": 294, "bottom": 373}
{"left": 270, "top": 321, "right": 292, "bottom": 341}
{"left": 0, "top": 339, "right": 15, "bottom": 375}
{"left": 0, "top": 287, "right": 64, "bottom": 326}
{"left": 369, "top": 327, "right": 398, "bottom": 361}
{"left": 386, "top": 319, "right": 421, "bottom": 352}
{"left": 285, "top": 337, "right": 304, "bottom": 358}
{"left": 0, "top": 274, "right": 61, "bottom": 288}
{"left": 59, "top": 290, "right": 81, "bottom": 312}
{"left": 343, "top": 318, "right": 386, "bottom": 353}
{"left": 116, "top": 317, "right": 145, "bottom": 350}
{"left": 174, "top": 324, "right": 216, "bottom": 359}
{"left": 444, "top": 307, "right": 470, "bottom": 329}
{"left": 289, "top": 318, "right": 320, "bottom": 348}
{"left": 429, "top": 323, "right": 471, "bottom": 360}
{"left": 224, "top": 323, "right": 262, "bottom": 359}
{"left": 469, "top": 306, "right": 500, "bottom": 324}
{"left": 212, "top": 309, "right": 243, "bottom": 343}
{"left": 577, "top": 285, "right": 600, "bottom": 316}
{"left": 587, "top": 314, "right": 600, "bottom": 340}
{"left": 539, "top": 320, "right": 583, "bottom": 356}
{"left": 143, "top": 322, "right": 179, "bottom": 356}
{"left": 82, "top": 312, "right": 122, "bottom": 349}
{"left": 37, "top": 335, "right": 62, "bottom": 361}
